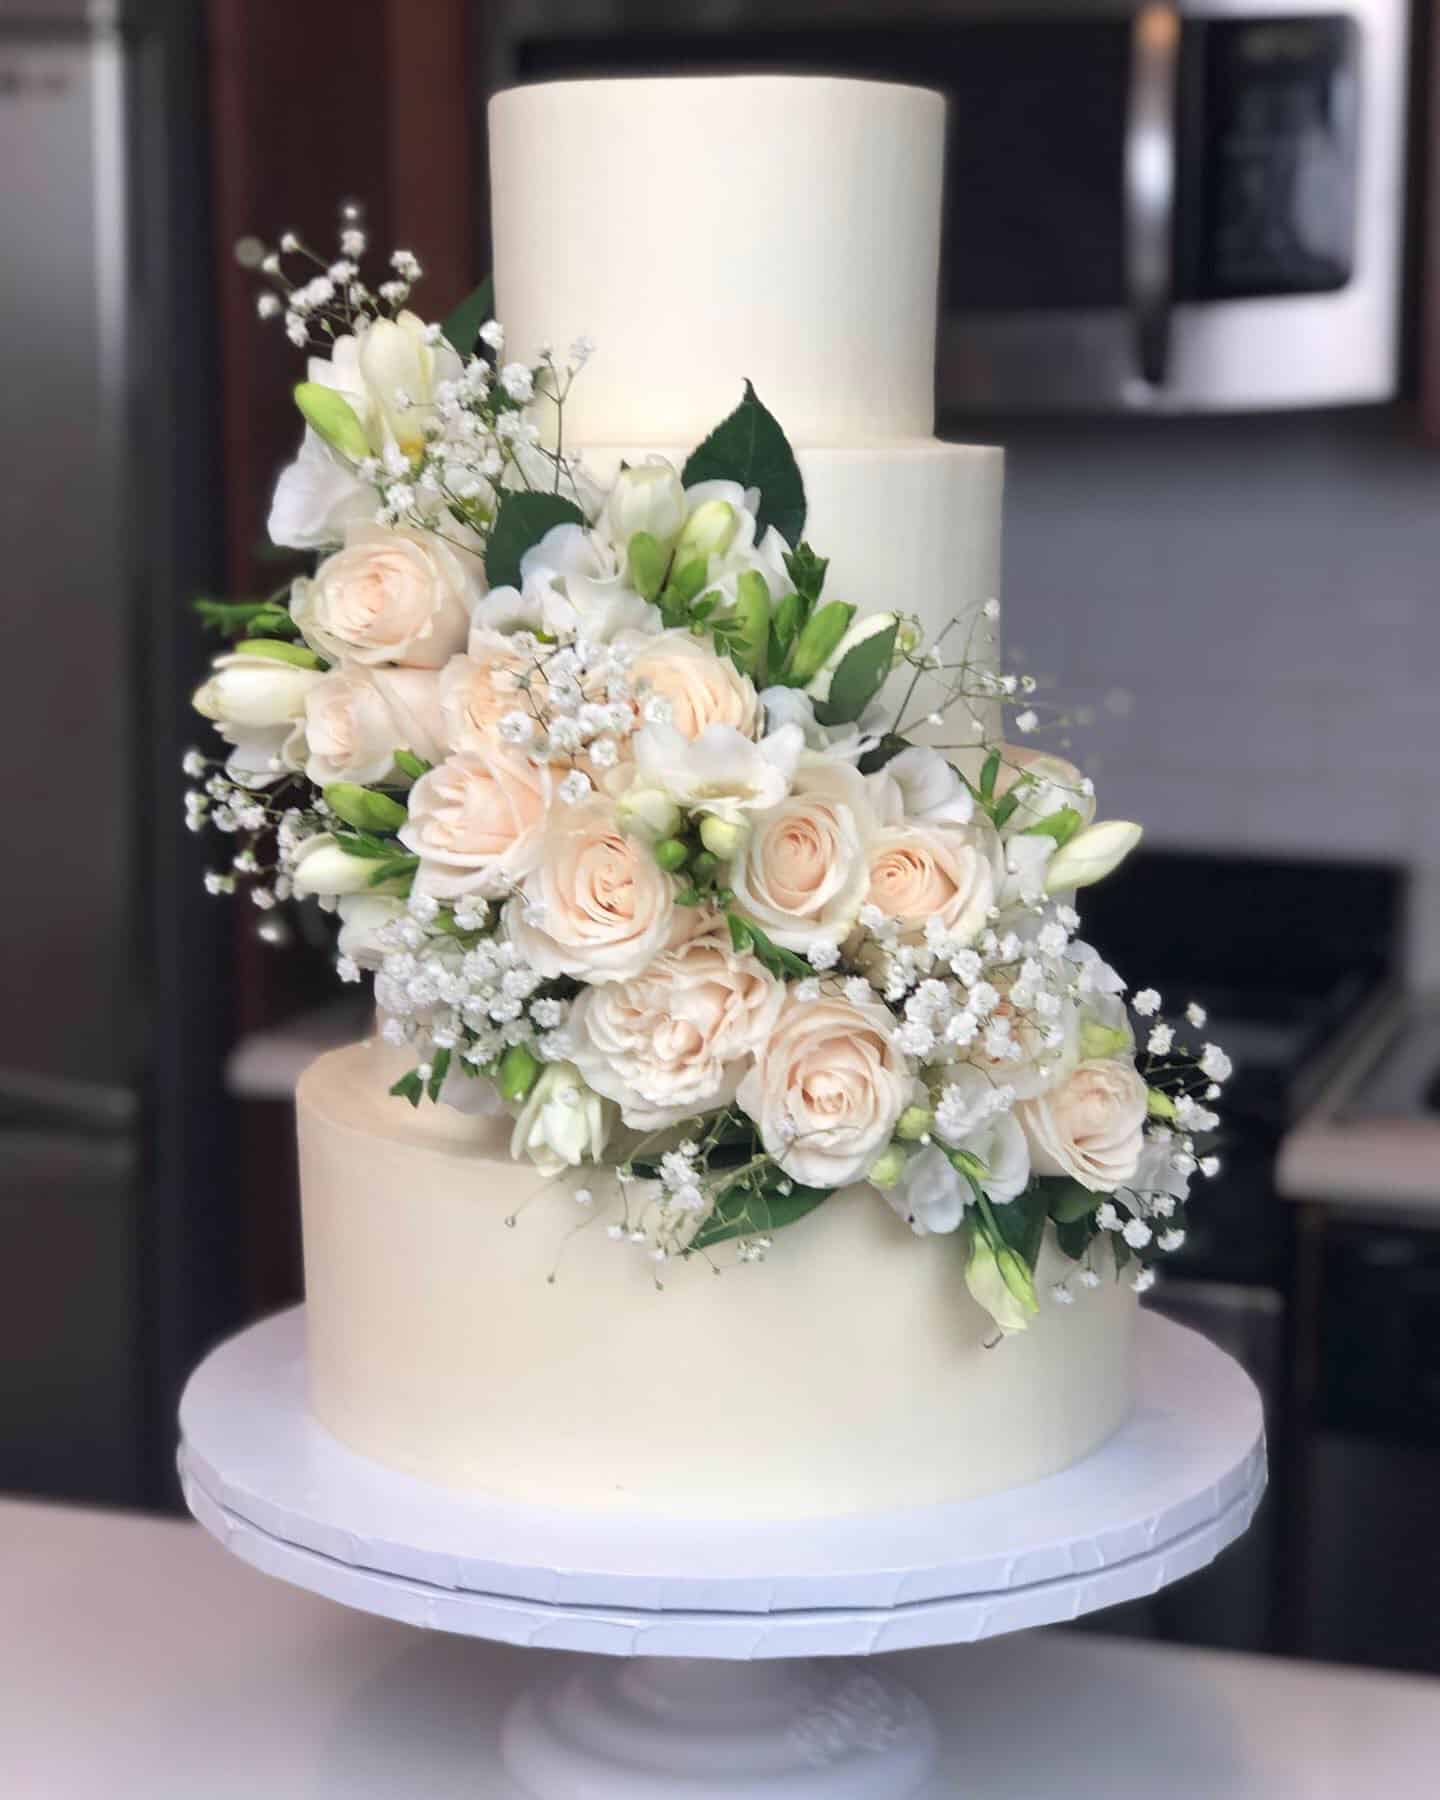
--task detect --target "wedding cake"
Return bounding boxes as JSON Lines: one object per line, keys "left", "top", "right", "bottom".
{"left": 189, "top": 75, "right": 1227, "bottom": 1521}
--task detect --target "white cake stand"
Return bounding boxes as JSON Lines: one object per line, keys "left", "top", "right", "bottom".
{"left": 178, "top": 1308, "right": 1264, "bottom": 1799}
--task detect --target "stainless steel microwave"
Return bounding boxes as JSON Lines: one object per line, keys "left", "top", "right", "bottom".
{"left": 491, "top": 0, "right": 1410, "bottom": 414}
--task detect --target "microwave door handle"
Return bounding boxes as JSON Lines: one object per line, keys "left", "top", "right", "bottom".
{"left": 1125, "top": 2, "right": 1182, "bottom": 388}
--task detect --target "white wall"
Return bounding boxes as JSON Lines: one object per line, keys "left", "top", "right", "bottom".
{"left": 969, "top": 409, "right": 1440, "bottom": 981}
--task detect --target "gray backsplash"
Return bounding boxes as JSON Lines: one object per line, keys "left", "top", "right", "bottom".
{"left": 951, "top": 408, "right": 1440, "bottom": 985}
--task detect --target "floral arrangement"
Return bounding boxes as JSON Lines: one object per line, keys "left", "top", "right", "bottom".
{"left": 186, "top": 218, "right": 1230, "bottom": 1337}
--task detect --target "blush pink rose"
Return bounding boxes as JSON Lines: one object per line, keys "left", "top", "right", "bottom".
{"left": 399, "top": 748, "right": 551, "bottom": 899}
{"left": 1017, "top": 1057, "right": 1147, "bottom": 1192}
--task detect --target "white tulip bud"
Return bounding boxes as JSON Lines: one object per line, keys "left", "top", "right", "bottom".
{"left": 697, "top": 813, "right": 749, "bottom": 860}
{"left": 1044, "top": 820, "right": 1142, "bottom": 892}
{"left": 290, "top": 834, "right": 382, "bottom": 898}
{"left": 673, "top": 498, "right": 739, "bottom": 567}
{"left": 193, "top": 653, "right": 323, "bottom": 728}
{"left": 606, "top": 458, "right": 686, "bottom": 555}
{"left": 616, "top": 785, "right": 682, "bottom": 842}
{"left": 804, "top": 609, "right": 899, "bottom": 704}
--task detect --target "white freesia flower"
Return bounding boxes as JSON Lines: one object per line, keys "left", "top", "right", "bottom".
{"left": 268, "top": 429, "right": 376, "bottom": 551}
{"left": 303, "top": 665, "right": 446, "bottom": 787}
{"left": 675, "top": 479, "right": 795, "bottom": 614}
{"left": 869, "top": 744, "right": 975, "bottom": 827}
{"left": 570, "top": 915, "right": 784, "bottom": 1129}
{"left": 1017, "top": 1057, "right": 1148, "bottom": 1192}
{"left": 335, "top": 894, "right": 407, "bottom": 969}
{"left": 192, "top": 650, "right": 318, "bottom": 781}
{"left": 729, "top": 760, "right": 879, "bottom": 951}
{"left": 1045, "top": 821, "right": 1142, "bottom": 893}
{"left": 290, "top": 834, "right": 386, "bottom": 898}
{"left": 736, "top": 992, "right": 914, "bottom": 1189}
{"left": 292, "top": 524, "right": 477, "bottom": 669}
{"left": 605, "top": 457, "right": 686, "bottom": 555}
{"left": 886, "top": 1146, "right": 969, "bottom": 1235}
{"left": 629, "top": 721, "right": 803, "bottom": 827}
{"left": 355, "top": 312, "right": 462, "bottom": 459}
{"left": 510, "top": 1061, "right": 612, "bottom": 1177}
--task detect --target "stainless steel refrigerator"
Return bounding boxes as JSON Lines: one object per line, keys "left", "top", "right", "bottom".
{"left": 1, "top": 0, "right": 233, "bottom": 1507}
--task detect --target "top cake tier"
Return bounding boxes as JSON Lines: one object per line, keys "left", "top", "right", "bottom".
{"left": 488, "top": 75, "right": 946, "bottom": 446}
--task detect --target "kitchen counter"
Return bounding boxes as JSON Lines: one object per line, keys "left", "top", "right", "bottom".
{"left": 4, "top": 1495, "right": 1439, "bottom": 1797}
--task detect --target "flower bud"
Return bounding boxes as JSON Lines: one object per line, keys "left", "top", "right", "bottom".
{"left": 626, "top": 532, "right": 669, "bottom": 603}
{"left": 787, "top": 600, "right": 856, "bottom": 686}
{"left": 895, "top": 1104, "right": 933, "bottom": 1141}
{"left": 323, "top": 782, "right": 408, "bottom": 834}
{"left": 193, "top": 653, "right": 323, "bottom": 728}
{"left": 1079, "top": 1020, "right": 1132, "bottom": 1061}
{"left": 965, "top": 1234, "right": 1037, "bottom": 1336}
{"left": 616, "top": 785, "right": 681, "bottom": 842}
{"left": 510, "top": 1061, "right": 611, "bottom": 1176}
{"left": 673, "top": 498, "right": 739, "bottom": 567}
{"left": 654, "top": 837, "right": 690, "bottom": 872}
{"left": 294, "top": 381, "right": 371, "bottom": 462}
{"left": 607, "top": 459, "right": 686, "bottom": 556}
{"left": 805, "top": 609, "right": 899, "bottom": 704}
{"left": 234, "top": 638, "right": 324, "bottom": 669}
{"left": 497, "top": 1043, "right": 541, "bottom": 1104}
{"left": 290, "top": 834, "right": 382, "bottom": 898}
{"left": 1045, "top": 820, "right": 1143, "bottom": 893}
{"left": 690, "top": 850, "right": 721, "bottom": 883}
{"left": 867, "top": 1143, "right": 910, "bottom": 1190}
{"left": 697, "top": 814, "right": 748, "bottom": 860}
{"left": 729, "top": 570, "right": 771, "bottom": 681}
{"left": 1147, "top": 1087, "right": 1178, "bottom": 1121}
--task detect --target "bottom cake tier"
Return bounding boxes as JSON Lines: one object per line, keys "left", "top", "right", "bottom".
{"left": 297, "top": 1040, "right": 1138, "bottom": 1520}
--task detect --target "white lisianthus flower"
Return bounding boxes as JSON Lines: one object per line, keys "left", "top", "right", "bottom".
{"left": 929, "top": 1066, "right": 1032, "bottom": 1205}
{"left": 869, "top": 744, "right": 975, "bottom": 828}
{"left": 507, "top": 795, "right": 677, "bottom": 983}
{"left": 290, "top": 834, "right": 394, "bottom": 899}
{"left": 302, "top": 665, "right": 446, "bottom": 787}
{"left": 292, "top": 524, "right": 477, "bottom": 669}
{"left": 399, "top": 748, "right": 551, "bottom": 900}
{"left": 335, "top": 894, "right": 407, "bottom": 969}
{"left": 885, "top": 1145, "right": 970, "bottom": 1235}
{"left": 477, "top": 521, "right": 658, "bottom": 643}
{"left": 510, "top": 1062, "right": 613, "bottom": 1177}
{"left": 604, "top": 457, "right": 686, "bottom": 556}
{"left": 268, "top": 429, "right": 376, "bottom": 551}
{"left": 628, "top": 721, "right": 803, "bottom": 828}
{"left": 1045, "top": 821, "right": 1143, "bottom": 893}
{"left": 626, "top": 628, "right": 763, "bottom": 741}
{"left": 729, "top": 761, "right": 879, "bottom": 951}
{"left": 1017, "top": 1057, "right": 1148, "bottom": 1192}
{"left": 864, "top": 818, "right": 999, "bottom": 947}
{"left": 192, "top": 650, "right": 319, "bottom": 781}
{"left": 569, "top": 915, "right": 784, "bottom": 1130}
{"left": 735, "top": 992, "right": 913, "bottom": 1189}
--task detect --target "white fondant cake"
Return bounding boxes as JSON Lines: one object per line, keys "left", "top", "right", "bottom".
{"left": 295, "top": 74, "right": 1139, "bottom": 1518}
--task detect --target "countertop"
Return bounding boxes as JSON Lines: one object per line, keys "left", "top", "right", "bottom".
{"left": 4, "top": 1495, "right": 1439, "bottom": 1797}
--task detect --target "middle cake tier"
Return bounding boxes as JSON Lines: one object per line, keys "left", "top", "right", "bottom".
{"left": 580, "top": 438, "right": 1004, "bottom": 693}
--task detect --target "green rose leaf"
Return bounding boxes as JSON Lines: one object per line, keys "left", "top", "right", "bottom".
{"left": 389, "top": 1070, "right": 424, "bottom": 1109}
{"left": 812, "top": 618, "right": 899, "bottom": 728}
{"left": 324, "top": 783, "right": 408, "bottom": 834}
{"left": 782, "top": 542, "right": 828, "bottom": 605}
{"left": 980, "top": 748, "right": 1002, "bottom": 801}
{"left": 690, "top": 1176, "right": 831, "bottom": 1253}
{"left": 441, "top": 274, "right": 495, "bottom": 357}
{"left": 857, "top": 734, "right": 912, "bottom": 776}
{"left": 986, "top": 1182, "right": 1050, "bottom": 1272}
{"left": 1044, "top": 1178, "right": 1101, "bottom": 1225}
{"left": 1022, "top": 805, "right": 1084, "bottom": 846}
{"left": 681, "top": 380, "right": 807, "bottom": 547}
{"left": 1055, "top": 1216, "right": 1095, "bottom": 1263}
{"left": 425, "top": 1046, "right": 452, "bottom": 1104}
{"left": 484, "top": 490, "right": 585, "bottom": 590}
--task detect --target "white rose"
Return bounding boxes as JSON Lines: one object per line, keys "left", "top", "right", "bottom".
{"left": 303, "top": 665, "right": 446, "bottom": 787}
{"left": 398, "top": 748, "right": 551, "bottom": 900}
{"left": 192, "top": 650, "right": 318, "bottom": 781}
{"left": 605, "top": 457, "right": 686, "bottom": 555}
{"left": 290, "top": 834, "right": 389, "bottom": 898}
{"left": 729, "top": 761, "right": 878, "bottom": 952}
{"left": 628, "top": 721, "right": 802, "bottom": 827}
{"left": 335, "top": 894, "right": 407, "bottom": 969}
{"left": 628, "top": 627, "right": 763, "bottom": 741}
{"left": 506, "top": 795, "right": 677, "bottom": 983}
{"left": 510, "top": 1061, "right": 613, "bottom": 1177}
{"left": 570, "top": 915, "right": 784, "bottom": 1129}
{"left": 865, "top": 820, "right": 998, "bottom": 947}
{"left": 736, "top": 993, "right": 912, "bottom": 1189}
{"left": 1017, "top": 1057, "right": 1148, "bottom": 1192}
{"left": 291, "top": 524, "right": 477, "bottom": 668}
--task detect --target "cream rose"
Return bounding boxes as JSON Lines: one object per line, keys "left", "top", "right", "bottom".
{"left": 506, "top": 795, "right": 677, "bottom": 982}
{"left": 438, "top": 636, "right": 537, "bottom": 754}
{"left": 728, "top": 761, "right": 878, "bottom": 952}
{"left": 303, "top": 665, "right": 446, "bottom": 786}
{"left": 570, "top": 916, "right": 784, "bottom": 1129}
{"left": 292, "top": 523, "right": 476, "bottom": 668}
{"left": 1017, "top": 1057, "right": 1147, "bottom": 1192}
{"left": 735, "top": 993, "right": 912, "bottom": 1189}
{"left": 398, "top": 748, "right": 550, "bottom": 900}
{"left": 865, "top": 820, "right": 998, "bottom": 947}
{"left": 627, "top": 628, "right": 763, "bottom": 741}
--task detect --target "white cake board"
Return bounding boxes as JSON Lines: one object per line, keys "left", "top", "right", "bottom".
{"left": 179, "top": 1308, "right": 1264, "bottom": 1799}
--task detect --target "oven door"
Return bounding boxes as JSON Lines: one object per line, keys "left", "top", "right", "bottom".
{"left": 940, "top": 0, "right": 1407, "bottom": 413}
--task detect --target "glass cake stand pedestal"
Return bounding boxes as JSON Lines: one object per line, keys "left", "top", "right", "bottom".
{"left": 178, "top": 1309, "right": 1263, "bottom": 1799}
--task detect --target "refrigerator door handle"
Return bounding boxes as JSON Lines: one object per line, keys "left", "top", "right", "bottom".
{"left": 1126, "top": 1, "right": 1182, "bottom": 390}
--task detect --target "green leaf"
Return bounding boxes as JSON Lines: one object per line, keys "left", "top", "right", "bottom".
{"left": 728, "top": 913, "right": 812, "bottom": 981}
{"left": 392, "top": 749, "right": 432, "bottom": 781}
{"left": 990, "top": 789, "right": 1024, "bottom": 829}
{"left": 441, "top": 275, "right": 494, "bottom": 357}
{"left": 1044, "top": 1179, "right": 1100, "bottom": 1225}
{"left": 484, "top": 490, "right": 585, "bottom": 590}
{"left": 727, "top": 914, "right": 754, "bottom": 953}
{"left": 681, "top": 380, "right": 807, "bottom": 546}
{"left": 332, "top": 829, "right": 400, "bottom": 860}
{"left": 690, "top": 1177, "right": 831, "bottom": 1253}
{"left": 986, "top": 1183, "right": 1049, "bottom": 1273}
{"left": 425, "top": 1047, "right": 452, "bottom": 1104}
{"left": 857, "top": 734, "right": 911, "bottom": 776}
{"left": 389, "top": 1070, "right": 424, "bottom": 1108}
{"left": 813, "top": 620, "right": 899, "bottom": 728}
{"left": 1022, "top": 805, "right": 1084, "bottom": 846}
{"left": 367, "top": 854, "right": 419, "bottom": 889}
{"left": 1055, "top": 1216, "right": 1095, "bottom": 1263}
{"left": 782, "top": 542, "right": 828, "bottom": 604}
{"left": 325, "top": 783, "right": 407, "bottom": 833}
{"left": 1111, "top": 1234, "right": 1133, "bottom": 1274}
{"left": 194, "top": 598, "right": 299, "bottom": 640}
{"left": 980, "top": 749, "right": 1002, "bottom": 801}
